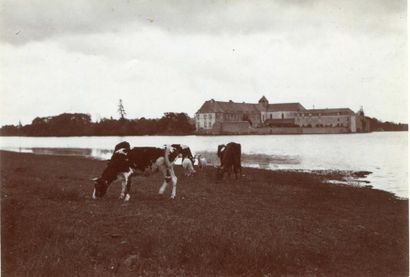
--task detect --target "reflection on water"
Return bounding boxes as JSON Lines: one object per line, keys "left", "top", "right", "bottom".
{"left": 8, "top": 147, "right": 302, "bottom": 169}
{"left": 0, "top": 132, "right": 407, "bottom": 198}
{"left": 7, "top": 147, "right": 95, "bottom": 158}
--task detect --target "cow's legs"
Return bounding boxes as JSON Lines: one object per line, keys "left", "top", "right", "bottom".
{"left": 158, "top": 166, "right": 177, "bottom": 199}
{"left": 124, "top": 176, "right": 132, "bottom": 201}
{"left": 159, "top": 180, "right": 168, "bottom": 195}
{"left": 120, "top": 179, "right": 127, "bottom": 199}
{"left": 189, "top": 162, "right": 196, "bottom": 176}
{"left": 159, "top": 166, "right": 169, "bottom": 195}
{"left": 119, "top": 169, "right": 133, "bottom": 201}
{"left": 227, "top": 166, "right": 232, "bottom": 178}
{"left": 170, "top": 169, "right": 178, "bottom": 199}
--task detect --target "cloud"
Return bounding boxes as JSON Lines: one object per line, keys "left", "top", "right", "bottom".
{"left": 1, "top": 19, "right": 406, "bottom": 124}
{"left": 1, "top": 0, "right": 405, "bottom": 45}
{"left": 0, "top": 0, "right": 406, "bottom": 125}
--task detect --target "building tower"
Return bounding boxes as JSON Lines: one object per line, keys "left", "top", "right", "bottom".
{"left": 258, "top": 96, "right": 269, "bottom": 124}
{"left": 258, "top": 96, "right": 269, "bottom": 108}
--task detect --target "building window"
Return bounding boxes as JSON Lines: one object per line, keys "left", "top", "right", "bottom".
{"left": 270, "top": 114, "right": 272, "bottom": 119}
{"left": 281, "top": 113, "right": 284, "bottom": 119}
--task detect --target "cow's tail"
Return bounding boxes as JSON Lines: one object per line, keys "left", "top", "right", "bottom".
{"left": 164, "top": 145, "right": 172, "bottom": 168}
{"left": 164, "top": 145, "right": 173, "bottom": 181}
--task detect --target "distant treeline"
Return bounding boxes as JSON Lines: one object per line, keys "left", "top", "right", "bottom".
{"left": 0, "top": 113, "right": 196, "bottom": 136}
{"left": 366, "top": 117, "right": 408, "bottom": 132}
{"left": 0, "top": 113, "right": 407, "bottom": 136}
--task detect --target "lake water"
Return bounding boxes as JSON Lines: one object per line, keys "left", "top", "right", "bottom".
{"left": 0, "top": 132, "right": 407, "bottom": 198}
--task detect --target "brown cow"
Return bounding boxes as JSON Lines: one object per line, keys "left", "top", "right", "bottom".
{"left": 216, "top": 142, "right": 242, "bottom": 179}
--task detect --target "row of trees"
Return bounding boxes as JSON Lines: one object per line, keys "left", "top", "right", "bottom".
{"left": 366, "top": 117, "right": 408, "bottom": 132}
{"left": 0, "top": 112, "right": 196, "bottom": 136}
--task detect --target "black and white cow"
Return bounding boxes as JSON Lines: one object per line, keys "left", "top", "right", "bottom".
{"left": 216, "top": 142, "right": 242, "bottom": 179}
{"left": 91, "top": 142, "right": 193, "bottom": 201}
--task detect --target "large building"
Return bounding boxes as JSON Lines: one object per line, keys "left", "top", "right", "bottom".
{"left": 195, "top": 96, "right": 368, "bottom": 134}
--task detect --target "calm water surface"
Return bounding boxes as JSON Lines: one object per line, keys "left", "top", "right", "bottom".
{"left": 0, "top": 132, "right": 407, "bottom": 198}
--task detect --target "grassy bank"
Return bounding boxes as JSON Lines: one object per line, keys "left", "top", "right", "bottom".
{"left": 1, "top": 151, "right": 408, "bottom": 276}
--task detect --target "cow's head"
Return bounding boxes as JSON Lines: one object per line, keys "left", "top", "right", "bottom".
{"left": 217, "top": 144, "right": 226, "bottom": 158}
{"left": 91, "top": 177, "right": 109, "bottom": 199}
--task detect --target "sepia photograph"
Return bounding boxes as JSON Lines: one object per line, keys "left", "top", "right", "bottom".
{"left": 0, "top": 0, "right": 408, "bottom": 276}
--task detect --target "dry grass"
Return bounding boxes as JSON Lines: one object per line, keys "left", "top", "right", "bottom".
{"left": 1, "top": 151, "right": 408, "bottom": 276}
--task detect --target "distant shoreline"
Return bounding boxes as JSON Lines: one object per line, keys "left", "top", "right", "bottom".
{"left": 0, "top": 130, "right": 407, "bottom": 137}
{"left": 0, "top": 112, "right": 407, "bottom": 136}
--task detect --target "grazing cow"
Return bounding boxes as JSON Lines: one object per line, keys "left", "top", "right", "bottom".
{"left": 195, "top": 154, "right": 207, "bottom": 169}
{"left": 91, "top": 142, "right": 193, "bottom": 201}
{"left": 216, "top": 142, "right": 242, "bottom": 179}
{"left": 182, "top": 157, "right": 196, "bottom": 176}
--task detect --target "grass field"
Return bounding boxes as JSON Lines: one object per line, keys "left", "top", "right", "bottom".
{"left": 1, "top": 151, "right": 408, "bottom": 276}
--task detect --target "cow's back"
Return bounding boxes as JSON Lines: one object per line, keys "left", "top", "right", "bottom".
{"left": 127, "top": 147, "right": 164, "bottom": 171}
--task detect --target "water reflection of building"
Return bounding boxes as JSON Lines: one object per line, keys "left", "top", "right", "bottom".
{"left": 195, "top": 96, "right": 370, "bottom": 134}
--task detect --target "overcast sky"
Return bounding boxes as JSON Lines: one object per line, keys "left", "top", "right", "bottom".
{"left": 0, "top": 0, "right": 407, "bottom": 125}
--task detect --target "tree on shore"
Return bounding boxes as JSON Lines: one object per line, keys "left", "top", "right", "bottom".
{"left": 158, "top": 112, "right": 196, "bottom": 134}
{"left": 118, "top": 99, "right": 127, "bottom": 120}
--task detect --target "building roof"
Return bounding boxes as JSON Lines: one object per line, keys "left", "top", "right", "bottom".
{"left": 196, "top": 98, "right": 352, "bottom": 115}
{"left": 196, "top": 99, "right": 261, "bottom": 113}
{"left": 266, "top": 103, "right": 306, "bottom": 112}
{"left": 196, "top": 98, "right": 307, "bottom": 114}
{"left": 302, "top": 108, "right": 355, "bottom": 115}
